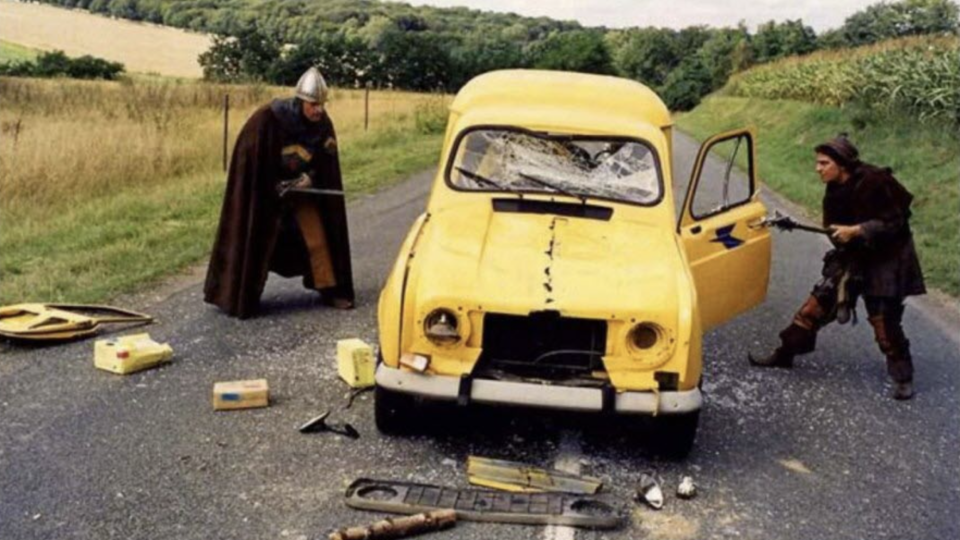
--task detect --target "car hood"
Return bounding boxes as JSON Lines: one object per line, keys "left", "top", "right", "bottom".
{"left": 409, "top": 204, "right": 682, "bottom": 317}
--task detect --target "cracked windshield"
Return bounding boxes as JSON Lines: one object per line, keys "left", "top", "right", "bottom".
{"left": 450, "top": 129, "right": 661, "bottom": 204}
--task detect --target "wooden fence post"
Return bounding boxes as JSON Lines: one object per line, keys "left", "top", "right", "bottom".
{"left": 364, "top": 86, "right": 370, "bottom": 132}
{"left": 223, "top": 94, "right": 230, "bottom": 172}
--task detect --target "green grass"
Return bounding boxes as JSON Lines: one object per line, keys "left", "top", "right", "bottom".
{"left": 0, "top": 128, "right": 443, "bottom": 304}
{"left": 677, "top": 96, "right": 959, "bottom": 297}
{"left": 0, "top": 40, "right": 39, "bottom": 63}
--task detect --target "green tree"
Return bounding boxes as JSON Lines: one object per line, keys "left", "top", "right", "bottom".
{"left": 752, "top": 19, "right": 817, "bottom": 63}
{"left": 606, "top": 28, "right": 681, "bottom": 87}
{"left": 842, "top": 0, "right": 960, "bottom": 46}
{"left": 660, "top": 55, "right": 712, "bottom": 111}
{"left": 198, "top": 25, "right": 282, "bottom": 82}
{"left": 527, "top": 30, "right": 614, "bottom": 75}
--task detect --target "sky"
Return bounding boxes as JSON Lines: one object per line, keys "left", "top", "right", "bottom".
{"left": 395, "top": 0, "right": 880, "bottom": 31}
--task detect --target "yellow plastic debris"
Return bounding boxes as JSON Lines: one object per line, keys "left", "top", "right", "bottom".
{"left": 94, "top": 333, "right": 173, "bottom": 375}
{"left": 0, "top": 303, "right": 152, "bottom": 342}
{"left": 337, "top": 339, "right": 375, "bottom": 388}
{"left": 213, "top": 379, "right": 269, "bottom": 411}
{"left": 466, "top": 456, "right": 603, "bottom": 494}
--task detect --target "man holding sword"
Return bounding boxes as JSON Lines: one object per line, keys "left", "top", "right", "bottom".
{"left": 750, "top": 135, "right": 925, "bottom": 400}
{"left": 205, "top": 67, "right": 355, "bottom": 319}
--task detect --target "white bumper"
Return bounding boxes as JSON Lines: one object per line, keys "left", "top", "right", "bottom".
{"left": 376, "top": 364, "right": 702, "bottom": 415}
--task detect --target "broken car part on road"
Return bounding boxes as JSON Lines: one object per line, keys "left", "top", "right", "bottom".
{"left": 345, "top": 478, "right": 623, "bottom": 529}
{"left": 636, "top": 473, "right": 664, "bottom": 510}
{"left": 466, "top": 456, "right": 602, "bottom": 494}
{"left": 676, "top": 476, "right": 697, "bottom": 499}
{"left": 298, "top": 410, "right": 360, "bottom": 439}
{"left": 329, "top": 509, "right": 457, "bottom": 540}
{"left": 0, "top": 303, "right": 152, "bottom": 342}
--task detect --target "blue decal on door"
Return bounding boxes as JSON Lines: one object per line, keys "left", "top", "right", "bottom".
{"left": 711, "top": 225, "right": 743, "bottom": 249}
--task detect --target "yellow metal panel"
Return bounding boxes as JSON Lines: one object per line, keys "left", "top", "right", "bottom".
{"left": 679, "top": 127, "right": 772, "bottom": 331}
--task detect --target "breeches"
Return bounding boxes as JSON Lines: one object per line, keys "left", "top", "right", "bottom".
{"left": 779, "top": 294, "right": 913, "bottom": 382}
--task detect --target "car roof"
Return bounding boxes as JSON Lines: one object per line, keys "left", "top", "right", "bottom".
{"left": 450, "top": 70, "right": 672, "bottom": 131}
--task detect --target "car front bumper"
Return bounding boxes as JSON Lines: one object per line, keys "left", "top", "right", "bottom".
{"left": 376, "top": 364, "right": 701, "bottom": 415}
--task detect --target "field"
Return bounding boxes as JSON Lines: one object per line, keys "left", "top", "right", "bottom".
{"left": 725, "top": 36, "right": 960, "bottom": 123}
{"left": 677, "top": 96, "right": 959, "bottom": 297}
{"left": 0, "top": 77, "right": 447, "bottom": 303}
{"left": 0, "top": 39, "right": 37, "bottom": 63}
{"left": 0, "top": 0, "right": 210, "bottom": 77}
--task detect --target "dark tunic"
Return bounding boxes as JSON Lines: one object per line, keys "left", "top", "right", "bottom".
{"left": 821, "top": 162, "right": 925, "bottom": 298}
{"left": 203, "top": 98, "right": 355, "bottom": 319}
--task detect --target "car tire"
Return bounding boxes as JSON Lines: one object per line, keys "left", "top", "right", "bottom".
{"left": 651, "top": 410, "right": 700, "bottom": 459}
{"left": 374, "top": 384, "right": 415, "bottom": 435}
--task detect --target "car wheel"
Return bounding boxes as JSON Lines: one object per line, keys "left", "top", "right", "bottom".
{"left": 374, "top": 384, "right": 415, "bottom": 435}
{"left": 651, "top": 410, "right": 700, "bottom": 459}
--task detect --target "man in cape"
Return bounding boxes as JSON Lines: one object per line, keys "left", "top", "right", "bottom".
{"left": 749, "top": 135, "right": 925, "bottom": 400}
{"left": 204, "top": 67, "right": 355, "bottom": 319}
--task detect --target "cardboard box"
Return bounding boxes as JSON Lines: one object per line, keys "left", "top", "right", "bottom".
{"left": 94, "top": 333, "right": 173, "bottom": 375}
{"left": 213, "top": 379, "right": 269, "bottom": 411}
{"left": 337, "top": 338, "right": 375, "bottom": 388}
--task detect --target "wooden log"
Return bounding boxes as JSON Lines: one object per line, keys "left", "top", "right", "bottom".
{"left": 329, "top": 509, "right": 457, "bottom": 540}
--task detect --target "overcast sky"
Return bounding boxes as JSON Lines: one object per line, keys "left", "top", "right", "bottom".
{"left": 395, "top": 0, "right": 880, "bottom": 31}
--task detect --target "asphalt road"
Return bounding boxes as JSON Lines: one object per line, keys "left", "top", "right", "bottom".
{"left": 1, "top": 132, "right": 958, "bottom": 540}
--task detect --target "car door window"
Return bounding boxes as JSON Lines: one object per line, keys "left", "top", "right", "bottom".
{"left": 690, "top": 134, "right": 753, "bottom": 220}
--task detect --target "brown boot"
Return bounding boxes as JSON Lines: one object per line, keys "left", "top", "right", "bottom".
{"left": 748, "top": 348, "right": 794, "bottom": 368}
{"left": 892, "top": 381, "right": 914, "bottom": 400}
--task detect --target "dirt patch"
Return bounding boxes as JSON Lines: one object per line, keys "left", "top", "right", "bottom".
{"left": 637, "top": 510, "right": 701, "bottom": 539}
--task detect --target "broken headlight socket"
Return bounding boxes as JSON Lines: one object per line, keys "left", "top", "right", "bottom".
{"left": 424, "top": 308, "right": 461, "bottom": 345}
{"left": 628, "top": 322, "right": 662, "bottom": 353}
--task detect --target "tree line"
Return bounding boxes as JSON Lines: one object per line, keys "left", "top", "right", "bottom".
{"left": 32, "top": 0, "right": 960, "bottom": 109}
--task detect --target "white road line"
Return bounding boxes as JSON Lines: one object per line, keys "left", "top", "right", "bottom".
{"left": 543, "top": 430, "right": 581, "bottom": 540}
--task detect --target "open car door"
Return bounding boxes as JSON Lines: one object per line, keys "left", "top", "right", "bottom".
{"left": 679, "top": 128, "right": 771, "bottom": 332}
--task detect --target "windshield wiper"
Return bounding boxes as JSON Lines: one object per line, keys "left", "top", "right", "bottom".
{"left": 455, "top": 166, "right": 520, "bottom": 194}
{"left": 518, "top": 172, "right": 588, "bottom": 205}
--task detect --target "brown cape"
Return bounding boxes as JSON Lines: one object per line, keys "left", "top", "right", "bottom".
{"left": 204, "top": 102, "right": 355, "bottom": 319}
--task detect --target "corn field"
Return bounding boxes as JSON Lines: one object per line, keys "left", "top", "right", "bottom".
{"left": 726, "top": 36, "right": 960, "bottom": 122}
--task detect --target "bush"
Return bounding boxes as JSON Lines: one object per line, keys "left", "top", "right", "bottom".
{"left": 0, "top": 50, "right": 124, "bottom": 80}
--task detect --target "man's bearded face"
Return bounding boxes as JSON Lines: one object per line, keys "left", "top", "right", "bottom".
{"left": 302, "top": 100, "right": 325, "bottom": 122}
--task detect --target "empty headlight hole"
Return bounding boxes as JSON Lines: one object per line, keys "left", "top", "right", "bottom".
{"left": 630, "top": 323, "right": 660, "bottom": 350}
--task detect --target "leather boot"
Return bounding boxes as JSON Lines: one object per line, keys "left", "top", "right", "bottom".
{"left": 892, "top": 381, "right": 914, "bottom": 400}
{"left": 748, "top": 347, "right": 794, "bottom": 368}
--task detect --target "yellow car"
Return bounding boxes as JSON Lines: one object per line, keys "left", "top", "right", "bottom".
{"left": 376, "top": 70, "right": 771, "bottom": 455}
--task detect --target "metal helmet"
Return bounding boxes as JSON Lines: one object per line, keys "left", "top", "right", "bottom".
{"left": 295, "top": 67, "right": 329, "bottom": 104}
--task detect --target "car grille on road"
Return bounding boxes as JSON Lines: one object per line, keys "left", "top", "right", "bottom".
{"left": 477, "top": 312, "right": 607, "bottom": 380}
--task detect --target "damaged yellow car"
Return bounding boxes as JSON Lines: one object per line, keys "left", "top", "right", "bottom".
{"left": 376, "top": 70, "right": 771, "bottom": 455}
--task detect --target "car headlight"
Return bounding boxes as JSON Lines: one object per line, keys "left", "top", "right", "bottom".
{"left": 424, "top": 308, "right": 461, "bottom": 345}
{"left": 628, "top": 322, "right": 663, "bottom": 352}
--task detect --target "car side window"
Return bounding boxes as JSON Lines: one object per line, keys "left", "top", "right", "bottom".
{"left": 691, "top": 134, "right": 753, "bottom": 219}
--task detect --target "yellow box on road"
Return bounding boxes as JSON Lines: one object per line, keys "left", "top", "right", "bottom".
{"left": 213, "top": 379, "right": 269, "bottom": 410}
{"left": 337, "top": 338, "right": 375, "bottom": 388}
{"left": 94, "top": 333, "right": 172, "bottom": 375}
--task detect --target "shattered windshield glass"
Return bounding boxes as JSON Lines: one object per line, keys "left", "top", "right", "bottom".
{"left": 448, "top": 128, "right": 661, "bottom": 205}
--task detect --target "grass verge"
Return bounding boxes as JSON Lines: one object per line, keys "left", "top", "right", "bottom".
{"left": 676, "top": 96, "right": 959, "bottom": 297}
{"left": 0, "top": 40, "right": 38, "bottom": 63}
{"left": 0, "top": 128, "right": 442, "bottom": 304}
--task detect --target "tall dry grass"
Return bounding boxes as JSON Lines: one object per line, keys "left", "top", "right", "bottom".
{"left": 0, "top": 76, "right": 447, "bottom": 303}
{"left": 0, "top": 77, "right": 434, "bottom": 220}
